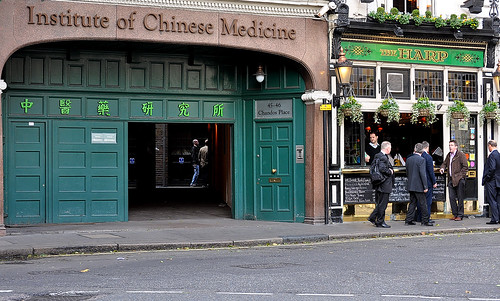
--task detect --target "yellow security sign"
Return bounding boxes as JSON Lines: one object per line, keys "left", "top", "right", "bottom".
{"left": 320, "top": 104, "right": 332, "bottom": 111}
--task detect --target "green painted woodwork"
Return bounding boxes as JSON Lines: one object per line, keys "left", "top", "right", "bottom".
{"left": 3, "top": 48, "right": 306, "bottom": 224}
{"left": 6, "top": 121, "right": 46, "bottom": 224}
{"left": 255, "top": 121, "right": 294, "bottom": 221}
{"left": 51, "top": 120, "right": 126, "bottom": 223}
{"left": 343, "top": 41, "right": 485, "bottom": 67}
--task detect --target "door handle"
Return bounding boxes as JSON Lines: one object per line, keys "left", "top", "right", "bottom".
{"left": 272, "top": 168, "right": 277, "bottom": 174}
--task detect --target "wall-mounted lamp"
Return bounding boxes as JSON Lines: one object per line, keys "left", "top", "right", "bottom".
{"left": 334, "top": 48, "right": 353, "bottom": 87}
{"left": 492, "top": 60, "right": 500, "bottom": 93}
{"left": 254, "top": 65, "right": 266, "bottom": 83}
{"left": 453, "top": 29, "right": 463, "bottom": 40}
{"left": 394, "top": 25, "right": 404, "bottom": 37}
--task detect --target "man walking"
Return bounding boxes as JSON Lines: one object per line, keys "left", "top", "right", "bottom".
{"left": 405, "top": 143, "right": 433, "bottom": 226}
{"left": 482, "top": 140, "right": 500, "bottom": 224}
{"left": 199, "top": 139, "right": 209, "bottom": 187}
{"left": 368, "top": 141, "right": 394, "bottom": 228}
{"left": 419, "top": 141, "right": 437, "bottom": 223}
{"left": 190, "top": 139, "right": 200, "bottom": 187}
{"left": 440, "top": 140, "right": 468, "bottom": 221}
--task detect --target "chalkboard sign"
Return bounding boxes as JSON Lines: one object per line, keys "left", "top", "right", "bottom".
{"left": 344, "top": 173, "right": 446, "bottom": 204}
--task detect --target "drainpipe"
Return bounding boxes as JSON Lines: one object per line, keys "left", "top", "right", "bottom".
{"left": 0, "top": 79, "right": 7, "bottom": 236}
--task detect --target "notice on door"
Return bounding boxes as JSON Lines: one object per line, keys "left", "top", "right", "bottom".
{"left": 92, "top": 133, "right": 117, "bottom": 144}
{"left": 255, "top": 99, "right": 293, "bottom": 119}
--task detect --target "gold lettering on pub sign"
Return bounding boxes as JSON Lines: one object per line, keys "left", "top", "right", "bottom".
{"left": 26, "top": 6, "right": 297, "bottom": 41}
{"left": 379, "top": 46, "right": 449, "bottom": 63}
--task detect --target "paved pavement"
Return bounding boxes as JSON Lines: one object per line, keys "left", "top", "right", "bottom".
{"left": 1, "top": 210, "right": 499, "bottom": 260}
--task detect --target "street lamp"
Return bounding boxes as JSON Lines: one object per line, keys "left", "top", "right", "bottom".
{"left": 334, "top": 48, "right": 353, "bottom": 88}
{"left": 492, "top": 60, "right": 500, "bottom": 94}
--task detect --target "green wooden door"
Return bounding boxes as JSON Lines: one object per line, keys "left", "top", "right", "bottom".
{"left": 255, "top": 122, "right": 294, "bottom": 221}
{"left": 6, "top": 121, "right": 46, "bottom": 224}
{"left": 52, "top": 120, "right": 126, "bottom": 223}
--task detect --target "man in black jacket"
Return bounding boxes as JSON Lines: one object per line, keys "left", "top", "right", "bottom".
{"left": 482, "top": 140, "right": 500, "bottom": 224}
{"left": 190, "top": 139, "right": 200, "bottom": 187}
{"left": 368, "top": 141, "right": 394, "bottom": 228}
{"left": 405, "top": 143, "right": 433, "bottom": 226}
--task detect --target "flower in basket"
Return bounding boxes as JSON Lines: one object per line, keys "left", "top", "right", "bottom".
{"left": 337, "top": 96, "right": 363, "bottom": 126}
{"left": 374, "top": 98, "right": 400, "bottom": 124}
{"left": 411, "top": 96, "right": 437, "bottom": 127}
{"left": 479, "top": 101, "right": 500, "bottom": 126}
{"left": 446, "top": 99, "right": 470, "bottom": 126}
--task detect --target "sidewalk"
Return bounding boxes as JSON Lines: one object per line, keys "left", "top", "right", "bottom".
{"left": 1, "top": 215, "right": 499, "bottom": 260}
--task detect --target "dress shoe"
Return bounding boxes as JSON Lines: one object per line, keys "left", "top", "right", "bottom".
{"left": 427, "top": 220, "right": 435, "bottom": 223}
{"left": 368, "top": 218, "right": 376, "bottom": 225}
{"left": 404, "top": 221, "right": 416, "bottom": 226}
{"left": 454, "top": 217, "right": 463, "bottom": 221}
{"left": 421, "top": 222, "right": 434, "bottom": 226}
{"left": 376, "top": 222, "right": 391, "bottom": 228}
{"left": 486, "top": 221, "right": 499, "bottom": 225}
{"left": 450, "top": 217, "right": 457, "bottom": 220}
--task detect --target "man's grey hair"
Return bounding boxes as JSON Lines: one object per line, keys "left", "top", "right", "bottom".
{"left": 488, "top": 140, "right": 497, "bottom": 147}
{"left": 414, "top": 143, "right": 424, "bottom": 154}
{"left": 381, "top": 141, "right": 391, "bottom": 150}
{"left": 421, "top": 141, "right": 429, "bottom": 149}
{"left": 193, "top": 139, "right": 198, "bottom": 144}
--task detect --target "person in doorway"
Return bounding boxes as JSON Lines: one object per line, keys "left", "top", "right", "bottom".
{"left": 190, "top": 139, "right": 200, "bottom": 187}
{"left": 440, "top": 140, "right": 468, "bottom": 221}
{"left": 482, "top": 140, "right": 500, "bottom": 224}
{"left": 368, "top": 141, "right": 394, "bottom": 228}
{"left": 415, "top": 141, "right": 437, "bottom": 223}
{"left": 199, "top": 139, "right": 209, "bottom": 188}
{"left": 365, "top": 132, "right": 381, "bottom": 165}
{"left": 405, "top": 143, "right": 433, "bottom": 226}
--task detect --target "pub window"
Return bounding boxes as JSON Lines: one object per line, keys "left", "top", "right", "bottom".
{"left": 392, "top": 0, "right": 418, "bottom": 13}
{"left": 448, "top": 71, "right": 477, "bottom": 102}
{"left": 350, "top": 67, "right": 375, "bottom": 98}
{"left": 344, "top": 120, "right": 362, "bottom": 166}
{"left": 381, "top": 68, "right": 410, "bottom": 99}
{"left": 415, "top": 70, "right": 443, "bottom": 100}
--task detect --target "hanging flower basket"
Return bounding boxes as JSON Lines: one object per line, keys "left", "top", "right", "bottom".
{"left": 485, "top": 112, "right": 497, "bottom": 119}
{"left": 479, "top": 101, "right": 500, "bottom": 126}
{"left": 411, "top": 96, "right": 437, "bottom": 127}
{"left": 374, "top": 97, "right": 400, "bottom": 124}
{"left": 451, "top": 112, "right": 465, "bottom": 119}
{"left": 446, "top": 100, "right": 470, "bottom": 126}
{"left": 380, "top": 109, "right": 389, "bottom": 117}
{"left": 337, "top": 96, "right": 363, "bottom": 126}
{"left": 418, "top": 109, "right": 430, "bottom": 117}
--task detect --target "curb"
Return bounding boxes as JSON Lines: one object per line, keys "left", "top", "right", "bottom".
{"left": 1, "top": 226, "right": 499, "bottom": 260}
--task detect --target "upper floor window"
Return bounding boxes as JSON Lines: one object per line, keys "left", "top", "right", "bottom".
{"left": 350, "top": 67, "right": 375, "bottom": 98}
{"left": 415, "top": 70, "right": 443, "bottom": 100}
{"left": 448, "top": 72, "right": 477, "bottom": 102}
{"left": 393, "top": 0, "right": 418, "bottom": 13}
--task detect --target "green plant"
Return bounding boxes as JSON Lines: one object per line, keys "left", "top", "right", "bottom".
{"left": 398, "top": 13, "right": 410, "bottom": 25}
{"left": 411, "top": 9, "right": 420, "bottom": 18}
{"left": 448, "top": 14, "right": 462, "bottom": 29}
{"left": 374, "top": 98, "right": 400, "bottom": 124}
{"left": 446, "top": 100, "right": 470, "bottom": 126}
{"left": 413, "top": 15, "right": 424, "bottom": 26}
{"left": 434, "top": 16, "right": 447, "bottom": 28}
{"left": 337, "top": 96, "right": 363, "bottom": 126}
{"left": 411, "top": 96, "right": 437, "bottom": 127}
{"left": 479, "top": 101, "right": 500, "bottom": 125}
{"left": 390, "top": 7, "right": 399, "bottom": 15}
{"left": 465, "top": 18, "right": 479, "bottom": 29}
{"left": 460, "top": 13, "right": 468, "bottom": 20}
{"left": 425, "top": 10, "right": 432, "bottom": 19}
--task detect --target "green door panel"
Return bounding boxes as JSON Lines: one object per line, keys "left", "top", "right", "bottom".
{"left": 255, "top": 122, "right": 294, "bottom": 221}
{"left": 6, "top": 121, "right": 46, "bottom": 224}
{"left": 52, "top": 120, "right": 126, "bottom": 223}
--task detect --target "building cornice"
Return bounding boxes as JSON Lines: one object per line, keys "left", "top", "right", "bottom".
{"left": 51, "top": 0, "right": 321, "bottom": 17}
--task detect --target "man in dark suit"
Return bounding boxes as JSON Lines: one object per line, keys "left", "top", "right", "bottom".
{"left": 421, "top": 141, "right": 437, "bottom": 223}
{"left": 482, "top": 140, "right": 500, "bottom": 224}
{"left": 405, "top": 143, "right": 433, "bottom": 226}
{"left": 440, "top": 140, "right": 468, "bottom": 221}
{"left": 368, "top": 141, "right": 394, "bottom": 228}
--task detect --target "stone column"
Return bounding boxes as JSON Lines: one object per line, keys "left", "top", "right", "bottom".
{"left": 0, "top": 79, "right": 6, "bottom": 236}
{"left": 302, "top": 91, "right": 331, "bottom": 224}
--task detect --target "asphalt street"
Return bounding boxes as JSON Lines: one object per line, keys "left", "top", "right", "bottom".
{"left": 1, "top": 232, "right": 500, "bottom": 301}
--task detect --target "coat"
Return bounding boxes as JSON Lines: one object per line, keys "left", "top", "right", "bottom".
{"left": 422, "top": 151, "right": 436, "bottom": 187}
{"left": 406, "top": 153, "right": 428, "bottom": 192}
{"left": 440, "top": 150, "right": 468, "bottom": 187}
{"left": 482, "top": 149, "right": 500, "bottom": 187}
{"left": 373, "top": 152, "right": 394, "bottom": 193}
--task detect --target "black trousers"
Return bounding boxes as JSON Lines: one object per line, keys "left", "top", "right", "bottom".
{"left": 370, "top": 191, "right": 390, "bottom": 224}
{"left": 485, "top": 182, "right": 500, "bottom": 222}
{"left": 448, "top": 178, "right": 465, "bottom": 218}
{"left": 406, "top": 191, "right": 429, "bottom": 223}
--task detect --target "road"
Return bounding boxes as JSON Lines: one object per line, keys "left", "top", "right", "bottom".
{"left": 1, "top": 232, "right": 500, "bottom": 300}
